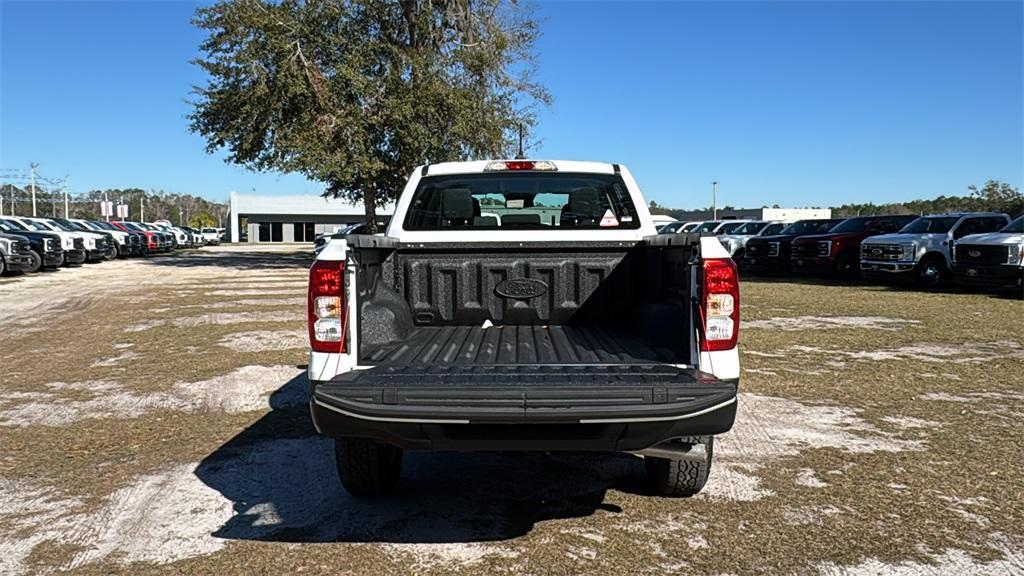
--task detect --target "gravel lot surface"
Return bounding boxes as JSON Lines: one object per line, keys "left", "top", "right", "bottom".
{"left": 1, "top": 245, "right": 1022, "bottom": 575}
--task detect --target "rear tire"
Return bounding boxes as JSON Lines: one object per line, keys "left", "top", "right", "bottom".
{"left": 916, "top": 256, "right": 948, "bottom": 287}
{"left": 334, "top": 438, "right": 403, "bottom": 497}
{"left": 645, "top": 437, "right": 714, "bottom": 497}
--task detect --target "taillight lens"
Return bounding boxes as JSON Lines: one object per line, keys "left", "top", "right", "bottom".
{"left": 308, "top": 260, "right": 346, "bottom": 353}
{"left": 701, "top": 258, "right": 739, "bottom": 352}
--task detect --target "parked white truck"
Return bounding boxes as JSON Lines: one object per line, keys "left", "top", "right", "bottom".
{"left": 859, "top": 212, "right": 1010, "bottom": 286}
{"left": 952, "top": 214, "right": 1024, "bottom": 293}
{"left": 307, "top": 159, "right": 740, "bottom": 498}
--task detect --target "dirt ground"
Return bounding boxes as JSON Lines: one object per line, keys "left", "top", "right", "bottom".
{"left": 1, "top": 245, "right": 1022, "bottom": 575}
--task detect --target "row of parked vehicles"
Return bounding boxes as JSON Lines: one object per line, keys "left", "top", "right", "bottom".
{"left": 0, "top": 216, "right": 223, "bottom": 275}
{"left": 658, "top": 212, "right": 1024, "bottom": 292}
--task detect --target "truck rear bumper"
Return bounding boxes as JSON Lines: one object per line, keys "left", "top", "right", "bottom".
{"left": 310, "top": 365, "right": 738, "bottom": 451}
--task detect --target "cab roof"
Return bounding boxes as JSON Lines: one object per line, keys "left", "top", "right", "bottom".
{"left": 921, "top": 211, "right": 1007, "bottom": 218}
{"left": 419, "top": 159, "right": 618, "bottom": 176}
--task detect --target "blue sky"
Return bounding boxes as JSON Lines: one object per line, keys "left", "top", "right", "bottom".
{"left": 1, "top": 1, "right": 1021, "bottom": 209}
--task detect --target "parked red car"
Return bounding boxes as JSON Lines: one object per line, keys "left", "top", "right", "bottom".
{"left": 790, "top": 215, "right": 917, "bottom": 276}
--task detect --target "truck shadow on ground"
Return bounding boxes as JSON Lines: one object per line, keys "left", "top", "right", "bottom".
{"left": 195, "top": 374, "right": 642, "bottom": 544}
{"left": 143, "top": 250, "right": 312, "bottom": 271}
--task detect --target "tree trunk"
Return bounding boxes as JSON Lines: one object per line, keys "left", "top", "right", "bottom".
{"left": 364, "top": 188, "right": 378, "bottom": 233}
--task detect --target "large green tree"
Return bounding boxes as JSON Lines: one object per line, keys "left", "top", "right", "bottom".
{"left": 189, "top": 0, "right": 549, "bottom": 231}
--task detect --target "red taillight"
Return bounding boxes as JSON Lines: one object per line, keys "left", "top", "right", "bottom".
{"left": 700, "top": 258, "right": 739, "bottom": 352}
{"left": 308, "top": 260, "right": 346, "bottom": 353}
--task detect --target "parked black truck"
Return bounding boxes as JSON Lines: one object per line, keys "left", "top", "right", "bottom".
{"left": 0, "top": 221, "right": 63, "bottom": 272}
{"left": 740, "top": 219, "right": 844, "bottom": 273}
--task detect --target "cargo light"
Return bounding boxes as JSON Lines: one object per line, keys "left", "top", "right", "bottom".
{"left": 484, "top": 160, "right": 557, "bottom": 172}
{"left": 308, "top": 259, "right": 347, "bottom": 353}
{"left": 700, "top": 258, "right": 739, "bottom": 352}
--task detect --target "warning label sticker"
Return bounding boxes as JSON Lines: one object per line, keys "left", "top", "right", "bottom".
{"left": 600, "top": 209, "right": 619, "bottom": 227}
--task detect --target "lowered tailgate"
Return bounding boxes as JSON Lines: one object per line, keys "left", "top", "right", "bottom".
{"left": 313, "top": 364, "right": 737, "bottom": 425}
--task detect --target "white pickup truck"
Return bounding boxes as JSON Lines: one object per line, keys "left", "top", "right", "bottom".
{"left": 860, "top": 212, "right": 1010, "bottom": 286}
{"left": 952, "top": 214, "right": 1024, "bottom": 292}
{"left": 307, "top": 160, "right": 740, "bottom": 498}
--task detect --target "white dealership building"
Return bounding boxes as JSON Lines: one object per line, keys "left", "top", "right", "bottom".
{"left": 228, "top": 192, "right": 394, "bottom": 243}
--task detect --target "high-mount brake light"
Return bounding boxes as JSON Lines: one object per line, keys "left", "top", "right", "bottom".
{"left": 484, "top": 160, "right": 558, "bottom": 172}
{"left": 700, "top": 258, "right": 740, "bottom": 352}
{"left": 308, "top": 260, "right": 347, "bottom": 353}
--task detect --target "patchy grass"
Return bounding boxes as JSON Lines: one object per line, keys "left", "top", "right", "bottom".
{"left": 1, "top": 256, "right": 1022, "bottom": 576}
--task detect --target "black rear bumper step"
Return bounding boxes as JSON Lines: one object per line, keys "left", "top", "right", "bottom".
{"left": 310, "top": 364, "right": 738, "bottom": 450}
{"left": 314, "top": 386, "right": 736, "bottom": 424}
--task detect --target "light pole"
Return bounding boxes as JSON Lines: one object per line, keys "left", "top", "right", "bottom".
{"left": 30, "top": 163, "right": 38, "bottom": 217}
{"left": 63, "top": 176, "right": 69, "bottom": 218}
{"left": 712, "top": 180, "right": 718, "bottom": 220}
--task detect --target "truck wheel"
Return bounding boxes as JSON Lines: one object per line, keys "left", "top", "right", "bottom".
{"left": 26, "top": 250, "right": 43, "bottom": 273}
{"left": 917, "top": 256, "right": 948, "bottom": 287}
{"left": 0, "top": 256, "right": 5, "bottom": 275}
{"left": 645, "top": 437, "right": 714, "bottom": 497}
{"left": 334, "top": 438, "right": 402, "bottom": 497}
{"left": 105, "top": 244, "right": 119, "bottom": 260}
{"left": 834, "top": 252, "right": 857, "bottom": 278}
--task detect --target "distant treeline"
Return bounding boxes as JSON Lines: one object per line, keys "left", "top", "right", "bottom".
{"left": 0, "top": 185, "right": 228, "bottom": 228}
{"left": 648, "top": 180, "right": 1022, "bottom": 220}
{"left": 832, "top": 181, "right": 1021, "bottom": 218}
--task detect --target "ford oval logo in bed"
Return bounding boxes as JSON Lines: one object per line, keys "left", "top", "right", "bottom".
{"left": 495, "top": 278, "right": 548, "bottom": 300}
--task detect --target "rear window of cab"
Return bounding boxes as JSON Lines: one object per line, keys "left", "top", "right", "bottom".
{"left": 403, "top": 173, "right": 641, "bottom": 230}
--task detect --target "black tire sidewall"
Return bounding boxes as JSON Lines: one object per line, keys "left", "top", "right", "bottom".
{"left": 334, "top": 438, "right": 403, "bottom": 497}
{"left": 835, "top": 252, "right": 855, "bottom": 277}
{"left": 644, "top": 437, "right": 714, "bottom": 497}
{"left": 28, "top": 250, "right": 42, "bottom": 273}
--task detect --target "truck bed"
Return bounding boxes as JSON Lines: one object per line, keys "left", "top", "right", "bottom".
{"left": 359, "top": 325, "right": 683, "bottom": 366}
